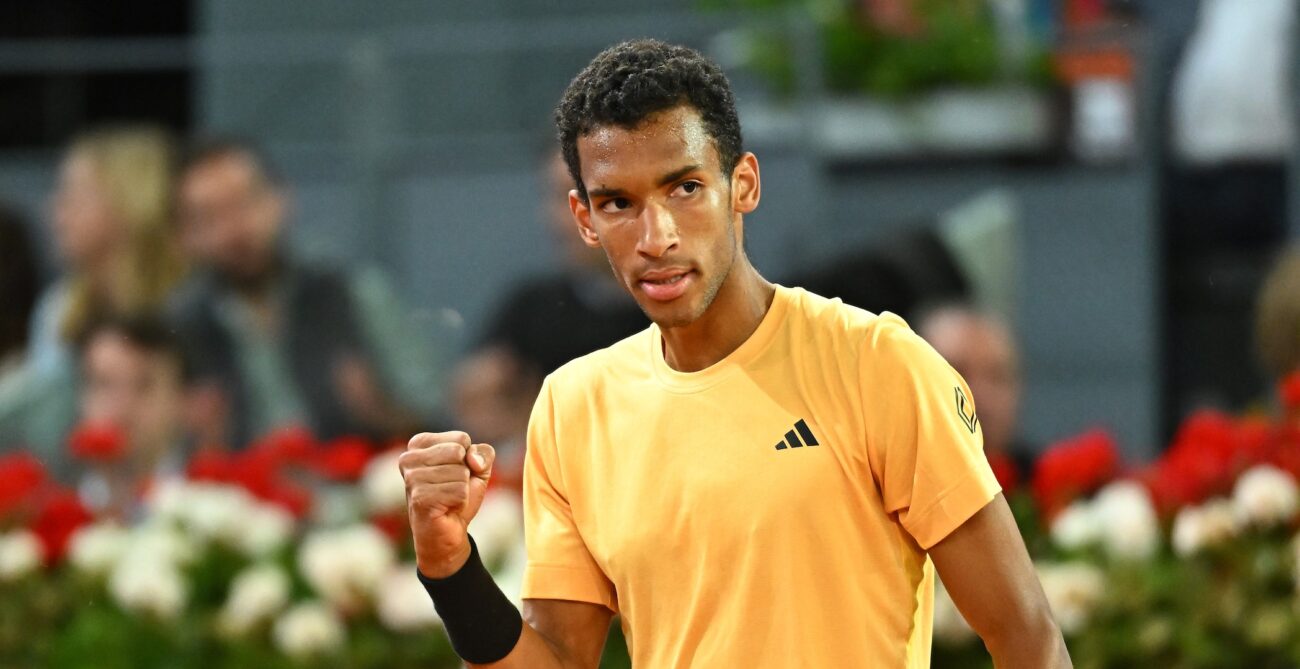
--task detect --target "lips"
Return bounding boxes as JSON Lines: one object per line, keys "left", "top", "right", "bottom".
{"left": 638, "top": 269, "right": 693, "bottom": 302}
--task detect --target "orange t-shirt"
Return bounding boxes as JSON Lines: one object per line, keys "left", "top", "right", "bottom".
{"left": 519, "top": 285, "right": 999, "bottom": 668}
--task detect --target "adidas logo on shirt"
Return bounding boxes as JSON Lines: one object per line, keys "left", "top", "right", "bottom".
{"left": 774, "top": 419, "right": 820, "bottom": 450}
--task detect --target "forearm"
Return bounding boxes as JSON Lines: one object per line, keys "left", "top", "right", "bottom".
{"left": 471, "top": 625, "right": 578, "bottom": 669}
{"left": 983, "top": 612, "right": 1072, "bottom": 669}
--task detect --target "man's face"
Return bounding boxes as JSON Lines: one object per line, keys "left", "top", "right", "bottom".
{"left": 570, "top": 106, "right": 748, "bottom": 328}
{"left": 81, "top": 332, "right": 183, "bottom": 453}
{"left": 178, "top": 153, "right": 284, "bottom": 282}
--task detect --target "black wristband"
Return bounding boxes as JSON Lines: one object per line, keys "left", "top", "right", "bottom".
{"left": 416, "top": 535, "right": 524, "bottom": 664}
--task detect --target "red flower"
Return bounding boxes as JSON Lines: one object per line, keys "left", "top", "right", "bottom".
{"left": 1031, "top": 429, "right": 1121, "bottom": 520}
{"left": 986, "top": 451, "right": 1020, "bottom": 494}
{"left": 248, "top": 425, "right": 316, "bottom": 467}
{"left": 186, "top": 449, "right": 237, "bottom": 482}
{"left": 1280, "top": 371, "right": 1300, "bottom": 411}
{"left": 30, "top": 489, "right": 93, "bottom": 564}
{"left": 312, "top": 436, "right": 374, "bottom": 482}
{"left": 68, "top": 423, "right": 126, "bottom": 462}
{"left": 256, "top": 479, "right": 313, "bottom": 518}
{"left": 0, "top": 452, "right": 47, "bottom": 518}
{"left": 370, "top": 512, "right": 408, "bottom": 544}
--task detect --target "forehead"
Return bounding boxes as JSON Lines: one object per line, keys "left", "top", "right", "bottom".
{"left": 577, "top": 106, "right": 718, "bottom": 185}
{"left": 184, "top": 153, "right": 260, "bottom": 194}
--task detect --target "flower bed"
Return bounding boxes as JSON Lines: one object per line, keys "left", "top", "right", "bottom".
{"left": 0, "top": 430, "right": 524, "bottom": 668}
{"left": 3, "top": 382, "right": 1300, "bottom": 666}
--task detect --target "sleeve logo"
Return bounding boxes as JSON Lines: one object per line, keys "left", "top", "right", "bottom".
{"left": 954, "top": 387, "right": 979, "bottom": 434}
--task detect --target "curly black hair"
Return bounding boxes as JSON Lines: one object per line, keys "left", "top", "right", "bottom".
{"left": 555, "top": 39, "right": 743, "bottom": 202}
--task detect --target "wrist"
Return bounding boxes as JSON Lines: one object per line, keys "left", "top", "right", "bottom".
{"left": 415, "top": 535, "right": 523, "bottom": 664}
{"left": 417, "top": 540, "right": 473, "bottom": 580}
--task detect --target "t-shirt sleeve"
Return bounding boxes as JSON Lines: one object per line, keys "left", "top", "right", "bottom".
{"left": 519, "top": 377, "right": 618, "bottom": 612}
{"left": 861, "top": 313, "right": 1001, "bottom": 550}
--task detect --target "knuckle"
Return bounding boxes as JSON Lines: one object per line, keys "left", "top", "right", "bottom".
{"left": 407, "top": 432, "right": 435, "bottom": 451}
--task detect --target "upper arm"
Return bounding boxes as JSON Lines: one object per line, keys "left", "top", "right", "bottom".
{"left": 929, "top": 493, "right": 1054, "bottom": 641}
{"left": 521, "top": 598, "right": 614, "bottom": 668}
{"left": 861, "top": 315, "right": 1001, "bottom": 549}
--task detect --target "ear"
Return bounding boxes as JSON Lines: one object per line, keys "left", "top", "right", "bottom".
{"left": 569, "top": 190, "right": 601, "bottom": 248}
{"left": 731, "top": 152, "right": 760, "bottom": 215}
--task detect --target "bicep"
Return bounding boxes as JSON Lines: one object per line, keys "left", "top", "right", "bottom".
{"left": 928, "top": 493, "right": 1051, "bottom": 639}
{"left": 524, "top": 598, "right": 615, "bottom": 668}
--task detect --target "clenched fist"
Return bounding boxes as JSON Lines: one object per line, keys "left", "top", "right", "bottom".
{"left": 399, "top": 431, "right": 496, "bottom": 578}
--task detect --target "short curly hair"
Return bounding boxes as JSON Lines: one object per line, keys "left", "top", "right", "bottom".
{"left": 555, "top": 39, "right": 743, "bottom": 202}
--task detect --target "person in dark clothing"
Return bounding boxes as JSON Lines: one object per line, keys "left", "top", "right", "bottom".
{"left": 451, "top": 151, "right": 646, "bottom": 483}
{"left": 477, "top": 150, "right": 646, "bottom": 378}
{"left": 0, "top": 204, "right": 40, "bottom": 379}
{"left": 171, "top": 139, "right": 439, "bottom": 448}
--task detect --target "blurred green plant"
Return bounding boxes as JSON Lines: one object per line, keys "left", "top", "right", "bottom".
{"left": 702, "top": 0, "right": 1054, "bottom": 98}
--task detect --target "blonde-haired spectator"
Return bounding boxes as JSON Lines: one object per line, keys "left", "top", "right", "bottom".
{"left": 0, "top": 125, "right": 185, "bottom": 470}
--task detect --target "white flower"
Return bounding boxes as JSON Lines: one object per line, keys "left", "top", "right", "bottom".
{"left": 0, "top": 530, "right": 43, "bottom": 581}
{"left": 219, "top": 564, "right": 291, "bottom": 636}
{"left": 1092, "top": 481, "right": 1159, "bottom": 561}
{"left": 1171, "top": 498, "right": 1238, "bottom": 557}
{"left": 234, "top": 503, "right": 295, "bottom": 558}
{"left": 932, "top": 575, "right": 975, "bottom": 645}
{"left": 298, "top": 524, "right": 395, "bottom": 611}
{"left": 273, "top": 601, "right": 345, "bottom": 659}
{"left": 67, "top": 522, "right": 129, "bottom": 575}
{"left": 1232, "top": 465, "right": 1299, "bottom": 528}
{"left": 122, "top": 523, "right": 199, "bottom": 567}
{"left": 1037, "top": 562, "right": 1106, "bottom": 636}
{"left": 108, "top": 557, "right": 188, "bottom": 620}
{"left": 362, "top": 449, "right": 406, "bottom": 515}
{"left": 149, "top": 481, "right": 260, "bottom": 548}
{"left": 375, "top": 563, "right": 442, "bottom": 632}
{"left": 1050, "top": 501, "right": 1101, "bottom": 551}
{"left": 470, "top": 490, "right": 524, "bottom": 566}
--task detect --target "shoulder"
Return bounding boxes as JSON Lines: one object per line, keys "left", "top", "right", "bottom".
{"left": 780, "top": 285, "right": 906, "bottom": 352}
{"left": 544, "top": 327, "right": 653, "bottom": 397}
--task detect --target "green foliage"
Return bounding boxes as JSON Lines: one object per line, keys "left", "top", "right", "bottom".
{"left": 702, "top": 0, "right": 1051, "bottom": 98}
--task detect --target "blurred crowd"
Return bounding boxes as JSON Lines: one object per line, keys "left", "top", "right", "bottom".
{"left": 0, "top": 0, "right": 1295, "bottom": 532}
{"left": 0, "top": 124, "right": 1035, "bottom": 522}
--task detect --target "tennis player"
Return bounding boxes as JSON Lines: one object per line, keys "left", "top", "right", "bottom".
{"left": 400, "top": 39, "right": 1071, "bottom": 668}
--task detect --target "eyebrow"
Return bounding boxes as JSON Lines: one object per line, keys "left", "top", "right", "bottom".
{"left": 586, "top": 164, "right": 704, "bottom": 200}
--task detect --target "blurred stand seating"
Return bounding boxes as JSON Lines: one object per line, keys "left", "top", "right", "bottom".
{"left": 0, "top": 126, "right": 184, "bottom": 469}
{"left": 169, "top": 138, "right": 443, "bottom": 450}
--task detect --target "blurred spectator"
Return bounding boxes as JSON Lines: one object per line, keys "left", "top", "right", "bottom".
{"left": 73, "top": 316, "right": 187, "bottom": 521}
{"left": 171, "top": 138, "right": 440, "bottom": 448}
{"left": 0, "top": 126, "right": 184, "bottom": 461}
{"left": 790, "top": 226, "right": 971, "bottom": 323}
{"left": 1255, "top": 248, "right": 1300, "bottom": 381}
{"left": 917, "top": 303, "right": 1034, "bottom": 488}
{"left": 0, "top": 203, "right": 40, "bottom": 382}
{"left": 451, "top": 151, "right": 646, "bottom": 478}
{"left": 477, "top": 150, "right": 647, "bottom": 377}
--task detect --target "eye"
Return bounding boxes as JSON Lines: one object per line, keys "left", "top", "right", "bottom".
{"left": 672, "top": 181, "right": 702, "bottom": 197}
{"left": 600, "top": 197, "right": 631, "bottom": 214}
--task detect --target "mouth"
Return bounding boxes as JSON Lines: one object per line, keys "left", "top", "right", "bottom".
{"left": 637, "top": 269, "right": 694, "bottom": 302}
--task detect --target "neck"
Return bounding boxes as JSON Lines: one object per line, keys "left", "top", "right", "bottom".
{"left": 660, "top": 258, "right": 775, "bottom": 373}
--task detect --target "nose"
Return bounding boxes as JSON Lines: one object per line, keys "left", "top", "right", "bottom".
{"left": 635, "top": 202, "right": 679, "bottom": 258}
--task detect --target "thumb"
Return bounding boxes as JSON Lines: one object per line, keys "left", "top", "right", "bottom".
{"left": 467, "top": 443, "right": 495, "bottom": 479}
